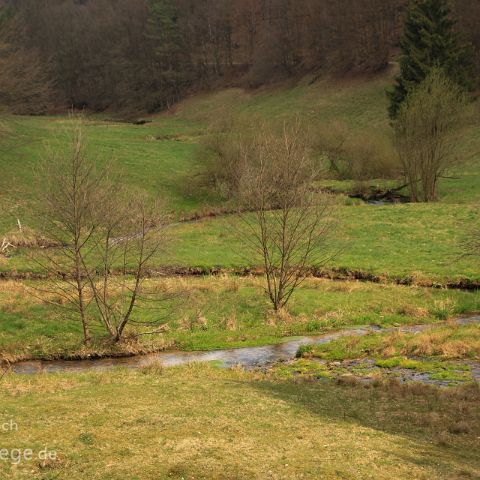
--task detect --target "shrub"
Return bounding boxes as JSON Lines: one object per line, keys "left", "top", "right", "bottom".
{"left": 311, "top": 122, "right": 399, "bottom": 181}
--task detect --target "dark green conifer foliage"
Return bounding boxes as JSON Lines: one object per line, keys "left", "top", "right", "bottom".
{"left": 388, "top": 0, "right": 473, "bottom": 119}
{"left": 146, "top": 0, "right": 190, "bottom": 110}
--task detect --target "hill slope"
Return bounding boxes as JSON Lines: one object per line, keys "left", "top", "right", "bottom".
{"left": 1, "top": 69, "right": 479, "bottom": 282}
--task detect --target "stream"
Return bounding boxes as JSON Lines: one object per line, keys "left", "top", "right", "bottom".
{"left": 9, "top": 315, "right": 480, "bottom": 376}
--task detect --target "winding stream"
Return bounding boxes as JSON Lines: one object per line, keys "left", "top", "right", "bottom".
{"left": 10, "top": 315, "right": 480, "bottom": 375}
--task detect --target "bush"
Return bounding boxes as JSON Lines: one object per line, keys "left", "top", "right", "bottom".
{"left": 311, "top": 122, "right": 399, "bottom": 180}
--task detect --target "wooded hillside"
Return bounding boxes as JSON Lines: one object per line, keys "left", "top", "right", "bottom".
{"left": 0, "top": 0, "right": 478, "bottom": 113}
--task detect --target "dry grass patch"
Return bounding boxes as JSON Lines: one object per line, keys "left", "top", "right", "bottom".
{"left": 406, "top": 326, "right": 480, "bottom": 359}
{"left": 397, "top": 305, "right": 429, "bottom": 319}
{"left": 0, "top": 366, "right": 478, "bottom": 479}
{"left": 306, "top": 324, "right": 480, "bottom": 362}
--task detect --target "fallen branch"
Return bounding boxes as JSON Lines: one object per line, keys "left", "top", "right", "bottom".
{"left": 0, "top": 237, "right": 14, "bottom": 255}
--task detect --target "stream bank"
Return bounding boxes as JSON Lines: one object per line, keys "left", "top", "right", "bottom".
{"left": 8, "top": 316, "right": 480, "bottom": 381}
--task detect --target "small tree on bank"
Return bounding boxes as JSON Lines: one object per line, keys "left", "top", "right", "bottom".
{"left": 394, "top": 70, "right": 467, "bottom": 203}
{"left": 37, "top": 116, "right": 166, "bottom": 344}
{"left": 39, "top": 119, "right": 101, "bottom": 343}
{"left": 82, "top": 193, "right": 164, "bottom": 343}
{"left": 388, "top": 0, "right": 473, "bottom": 119}
{"left": 235, "top": 121, "right": 335, "bottom": 311}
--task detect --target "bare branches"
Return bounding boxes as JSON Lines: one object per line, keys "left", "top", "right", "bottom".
{"left": 394, "top": 69, "right": 468, "bottom": 203}
{"left": 34, "top": 114, "right": 168, "bottom": 344}
{"left": 34, "top": 114, "right": 104, "bottom": 343}
{"left": 233, "top": 119, "right": 336, "bottom": 311}
{"left": 83, "top": 195, "right": 167, "bottom": 342}
{"left": 0, "top": 238, "right": 14, "bottom": 256}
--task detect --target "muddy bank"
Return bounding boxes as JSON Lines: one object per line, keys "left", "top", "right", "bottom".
{"left": 348, "top": 185, "right": 410, "bottom": 204}
{"left": 1, "top": 266, "right": 479, "bottom": 291}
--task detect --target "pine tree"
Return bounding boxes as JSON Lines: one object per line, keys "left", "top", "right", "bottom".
{"left": 388, "top": 0, "right": 473, "bottom": 119}
{"left": 146, "top": 0, "right": 190, "bottom": 110}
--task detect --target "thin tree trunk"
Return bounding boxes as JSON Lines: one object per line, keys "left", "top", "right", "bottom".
{"left": 74, "top": 250, "right": 90, "bottom": 344}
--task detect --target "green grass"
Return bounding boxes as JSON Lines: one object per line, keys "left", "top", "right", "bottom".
{"left": 148, "top": 203, "right": 479, "bottom": 282}
{"left": 274, "top": 356, "right": 475, "bottom": 385}
{"left": 0, "top": 115, "right": 223, "bottom": 235}
{"left": 3, "top": 202, "right": 479, "bottom": 282}
{"left": 0, "top": 365, "right": 478, "bottom": 479}
{"left": 1, "top": 277, "right": 479, "bottom": 361}
{"left": 1, "top": 68, "right": 480, "bottom": 283}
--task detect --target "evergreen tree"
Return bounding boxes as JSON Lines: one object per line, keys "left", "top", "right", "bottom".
{"left": 388, "top": 0, "right": 473, "bottom": 119}
{"left": 146, "top": 0, "right": 190, "bottom": 110}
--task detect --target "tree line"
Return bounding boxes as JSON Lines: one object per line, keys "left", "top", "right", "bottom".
{"left": 0, "top": 0, "right": 478, "bottom": 114}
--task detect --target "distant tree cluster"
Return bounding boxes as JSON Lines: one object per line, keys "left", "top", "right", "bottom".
{"left": 389, "top": 0, "right": 474, "bottom": 119}
{"left": 0, "top": 0, "right": 477, "bottom": 115}
{"left": 390, "top": 0, "right": 473, "bottom": 203}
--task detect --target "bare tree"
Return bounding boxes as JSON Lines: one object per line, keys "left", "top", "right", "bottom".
{"left": 234, "top": 121, "right": 335, "bottom": 311}
{"left": 37, "top": 116, "right": 104, "bottom": 344}
{"left": 36, "top": 115, "right": 166, "bottom": 344}
{"left": 83, "top": 193, "right": 165, "bottom": 343}
{"left": 394, "top": 69, "right": 468, "bottom": 202}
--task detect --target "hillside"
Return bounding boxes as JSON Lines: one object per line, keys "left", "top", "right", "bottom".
{"left": 2, "top": 69, "right": 480, "bottom": 282}
{"left": 1, "top": 3, "right": 480, "bottom": 479}
{"left": 1, "top": 1, "right": 479, "bottom": 113}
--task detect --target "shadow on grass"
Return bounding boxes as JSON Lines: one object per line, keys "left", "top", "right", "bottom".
{"left": 246, "top": 376, "right": 480, "bottom": 477}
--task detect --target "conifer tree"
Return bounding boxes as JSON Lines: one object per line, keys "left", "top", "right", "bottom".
{"left": 146, "top": 0, "right": 190, "bottom": 110}
{"left": 388, "top": 0, "right": 473, "bottom": 119}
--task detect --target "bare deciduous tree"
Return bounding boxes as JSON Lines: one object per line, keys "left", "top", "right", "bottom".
{"left": 38, "top": 117, "right": 103, "bottom": 344}
{"left": 394, "top": 69, "right": 468, "bottom": 202}
{"left": 234, "top": 121, "right": 335, "bottom": 311}
{"left": 36, "top": 115, "right": 166, "bottom": 344}
{"left": 83, "top": 193, "right": 165, "bottom": 342}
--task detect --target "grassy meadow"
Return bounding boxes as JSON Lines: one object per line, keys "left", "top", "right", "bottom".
{"left": 0, "top": 365, "right": 479, "bottom": 480}
{"left": 0, "top": 68, "right": 479, "bottom": 480}
{"left": 1, "top": 69, "right": 479, "bottom": 282}
{"left": 0, "top": 68, "right": 479, "bottom": 355}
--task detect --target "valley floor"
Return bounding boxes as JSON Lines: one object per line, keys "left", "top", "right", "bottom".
{"left": 0, "top": 70, "right": 479, "bottom": 478}
{"left": 0, "top": 365, "right": 479, "bottom": 480}
{"left": 1, "top": 276, "right": 479, "bottom": 362}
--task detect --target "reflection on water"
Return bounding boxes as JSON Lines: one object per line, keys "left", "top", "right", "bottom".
{"left": 10, "top": 316, "right": 480, "bottom": 375}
